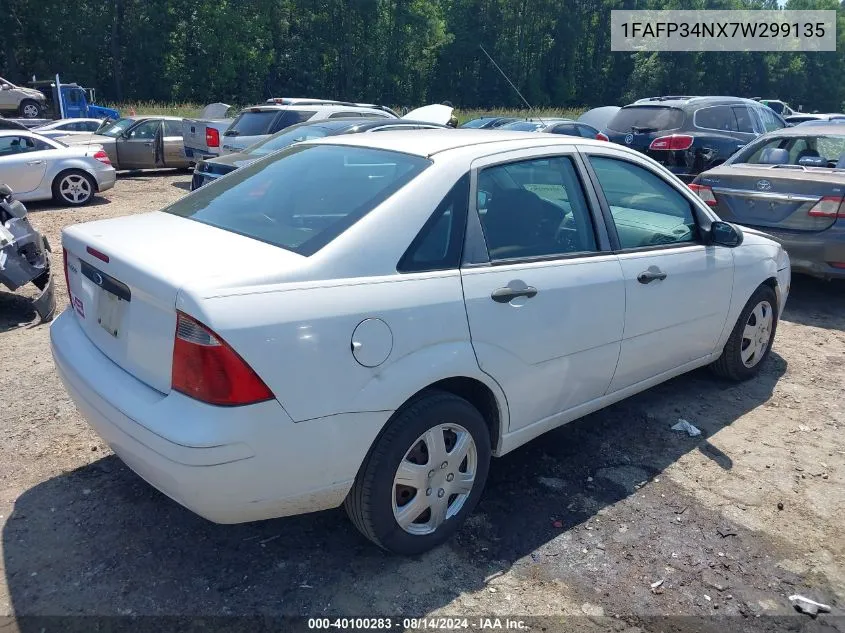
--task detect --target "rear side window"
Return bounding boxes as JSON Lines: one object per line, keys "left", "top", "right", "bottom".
{"left": 269, "top": 110, "right": 315, "bottom": 132}
{"left": 398, "top": 174, "right": 469, "bottom": 272}
{"left": 732, "top": 106, "right": 757, "bottom": 133}
{"left": 695, "top": 106, "right": 737, "bottom": 131}
{"left": 607, "top": 107, "right": 684, "bottom": 133}
{"left": 227, "top": 111, "right": 278, "bottom": 136}
{"left": 164, "top": 145, "right": 430, "bottom": 256}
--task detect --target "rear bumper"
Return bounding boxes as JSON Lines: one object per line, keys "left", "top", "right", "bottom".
{"left": 94, "top": 168, "right": 117, "bottom": 193}
{"left": 749, "top": 224, "right": 845, "bottom": 280}
{"left": 184, "top": 145, "right": 219, "bottom": 161}
{"left": 50, "top": 309, "right": 389, "bottom": 523}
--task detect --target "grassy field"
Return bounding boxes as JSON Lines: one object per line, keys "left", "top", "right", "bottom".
{"left": 109, "top": 102, "right": 586, "bottom": 123}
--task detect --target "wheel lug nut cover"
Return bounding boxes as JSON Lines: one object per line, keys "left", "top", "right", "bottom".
{"left": 441, "top": 461, "right": 448, "bottom": 469}
{"left": 426, "top": 488, "right": 432, "bottom": 496}
{"left": 437, "top": 489, "right": 445, "bottom": 498}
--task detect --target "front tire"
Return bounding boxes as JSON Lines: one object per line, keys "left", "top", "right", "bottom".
{"left": 711, "top": 284, "right": 778, "bottom": 381}
{"left": 52, "top": 170, "right": 96, "bottom": 206}
{"left": 18, "top": 99, "right": 42, "bottom": 119}
{"left": 345, "top": 391, "right": 491, "bottom": 555}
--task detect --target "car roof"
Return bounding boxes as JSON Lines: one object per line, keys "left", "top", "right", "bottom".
{"left": 630, "top": 96, "right": 759, "bottom": 109}
{"left": 303, "top": 128, "right": 606, "bottom": 158}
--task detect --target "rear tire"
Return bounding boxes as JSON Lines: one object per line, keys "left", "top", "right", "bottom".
{"left": 52, "top": 170, "right": 96, "bottom": 206}
{"left": 18, "top": 99, "right": 42, "bottom": 119}
{"left": 344, "top": 391, "right": 491, "bottom": 555}
{"left": 711, "top": 284, "right": 778, "bottom": 381}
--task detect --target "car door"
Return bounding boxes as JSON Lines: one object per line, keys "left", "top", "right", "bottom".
{"left": 460, "top": 149, "right": 625, "bottom": 431}
{"left": 582, "top": 146, "right": 734, "bottom": 393}
{"left": 116, "top": 119, "right": 161, "bottom": 169}
{"left": 0, "top": 135, "right": 49, "bottom": 193}
{"left": 162, "top": 119, "right": 189, "bottom": 167}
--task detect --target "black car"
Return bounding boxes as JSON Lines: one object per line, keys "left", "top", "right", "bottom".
{"left": 604, "top": 96, "right": 787, "bottom": 181}
{"left": 192, "top": 118, "right": 448, "bottom": 189}
{"left": 459, "top": 116, "right": 519, "bottom": 129}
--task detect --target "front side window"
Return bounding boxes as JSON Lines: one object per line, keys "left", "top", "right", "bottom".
{"left": 757, "top": 106, "right": 785, "bottom": 133}
{"left": 164, "top": 120, "right": 182, "bottom": 136}
{"left": 732, "top": 106, "right": 756, "bottom": 133}
{"left": 476, "top": 156, "right": 597, "bottom": 261}
{"left": 165, "top": 144, "right": 430, "bottom": 256}
{"left": 589, "top": 156, "right": 697, "bottom": 249}
{"left": 128, "top": 120, "right": 160, "bottom": 140}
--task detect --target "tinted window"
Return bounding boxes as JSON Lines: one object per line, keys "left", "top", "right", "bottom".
{"left": 165, "top": 145, "right": 429, "bottom": 256}
{"left": 732, "top": 106, "right": 756, "bottom": 133}
{"left": 227, "top": 111, "right": 280, "bottom": 136}
{"left": 589, "top": 156, "right": 697, "bottom": 249}
{"left": 269, "top": 110, "right": 316, "bottom": 133}
{"left": 695, "top": 106, "right": 737, "bottom": 131}
{"left": 607, "top": 107, "right": 684, "bottom": 133}
{"left": 550, "top": 123, "right": 578, "bottom": 136}
{"left": 128, "top": 120, "right": 160, "bottom": 139}
{"left": 500, "top": 121, "right": 545, "bottom": 132}
{"left": 0, "top": 136, "right": 35, "bottom": 156}
{"left": 460, "top": 118, "right": 490, "bottom": 128}
{"left": 81, "top": 121, "right": 101, "bottom": 132}
{"left": 164, "top": 120, "right": 182, "bottom": 136}
{"left": 398, "top": 174, "right": 469, "bottom": 272}
{"left": 476, "top": 156, "right": 597, "bottom": 260}
{"left": 576, "top": 123, "right": 599, "bottom": 138}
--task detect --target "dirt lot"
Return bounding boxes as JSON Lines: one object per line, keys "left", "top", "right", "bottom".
{"left": 0, "top": 172, "right": 843, "bottom": 631}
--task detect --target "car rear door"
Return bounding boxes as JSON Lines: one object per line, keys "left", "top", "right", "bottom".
{"left": 582, "top": 145, "right": 734, "bottom": 392}
{"left": 460, "top": 147, "right": 625, "bottom": 431}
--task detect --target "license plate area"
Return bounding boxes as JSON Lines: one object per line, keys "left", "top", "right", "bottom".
{"left": 79, "top": 260, "right": 131, "bottom": 338}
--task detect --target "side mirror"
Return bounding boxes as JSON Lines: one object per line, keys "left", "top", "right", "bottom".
{"left": 0, "top": 84, "right": 10, "bottom": 91}
{"left": 709, "top": 221, "right": 743, "bottom": 247}
{"left": 0, "top": 183, "right": 13, "bottom": 199}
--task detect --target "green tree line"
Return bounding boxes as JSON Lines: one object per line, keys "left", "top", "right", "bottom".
{"left": 2, "top": 0, "right": 844, "bottom": 111}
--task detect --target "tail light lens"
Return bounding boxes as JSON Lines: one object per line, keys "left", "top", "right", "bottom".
{"left": 92, "top": 149, "right": 111, "bottom": 165}
{"left": 205, "top": 128, "right": 220, "bottom": 148}
{"left": 596, "top": 132, "right": 609, "bottom": 142}
{"left": 688, "top": 183, "right": 718, "bottom": 207}
{"left": 807, "top": 196, "right": 845, "bottom": 218}
{"left": 172, "top": 311, "right": 273, "bottom": 406}
{"left": 649, "top": 134, "right": 694, "bottom": 151}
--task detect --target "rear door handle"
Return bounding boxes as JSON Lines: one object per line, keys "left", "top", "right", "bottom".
{"left": 637, "top": 269, "right": 667, "bottom": 284}
{"left": 491, "top": 285, "right": 538, "bottom": 303}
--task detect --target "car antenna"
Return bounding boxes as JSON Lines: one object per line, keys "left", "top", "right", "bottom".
{"left": 478, "top": 44, "right": 546, "bottom": 127}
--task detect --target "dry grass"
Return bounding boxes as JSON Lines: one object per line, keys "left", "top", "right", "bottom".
{"left": 108, "top": 101, "right": 587, "bottom": 122}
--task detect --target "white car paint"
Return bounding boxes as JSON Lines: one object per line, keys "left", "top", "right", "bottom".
{"left": 50, "top": 130, "right": 790, "bottom": 526}
{"left": 0, "top": 129, "right": 115, "bottom": 204}
{"left": 32, "top": 118, "right": 104, "bottom": 139}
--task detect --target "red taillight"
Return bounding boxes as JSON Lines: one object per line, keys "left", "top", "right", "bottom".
{"left": 807, "top": 196, "right": 845, "bottom": 218}
{"left": 596, "top": 132, "right": 609, "bottom": 142}
{"left": 688, "top": 183, "right": 718, "bottom": 207}
{"left": 205, "top": 128, "right": 220, "bottom": 148}
{"left": 63, "top": 249, "right": 71, "bottom": 300}
{"left": 86, "top": 246, "right": 109, "bottom": 263}
{"left": 93, "top": 149, "right": 111, "bottom": 165}
{"left": 829, "top": 262, "right": 845, "bottom": 269}
{"left": 649, "top": 134, "right": 694, "bottom": 151}
{"left": 171, "top": 311, "right": 273, "bottom": 406}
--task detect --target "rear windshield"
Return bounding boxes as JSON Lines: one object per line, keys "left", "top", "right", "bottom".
{"left": 225, "top": 111, "right": 279, "bottom": 137}
{"left": 607, "top": 106, "right": 685, "bottom": 133}
{"left": 164, "top": 144, "right": 430, "bottom": 255}
{"left": 245, "top": 125, "right": 331, "bottom": 157}
{"left": 500, "top": 121, "right": 545, "bottom": 132}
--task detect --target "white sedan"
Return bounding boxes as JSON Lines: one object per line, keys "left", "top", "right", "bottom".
{"left": 32, "top": 118, "right": 105, "bottom": 139}
{"left": 50, "top": 130, "right": 790, "bottom": 554}
{"left": 0, "top": 129, "right": 116, "bottom": 206}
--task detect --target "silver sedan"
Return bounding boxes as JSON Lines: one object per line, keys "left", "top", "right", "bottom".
{"left": 0, "top": 129, "right": 116, "bottom": 206}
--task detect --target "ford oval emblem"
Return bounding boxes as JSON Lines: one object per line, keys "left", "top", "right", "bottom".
{"left": 93, "top": 272, "right": 104, "bottom": 286}
{"left": 624, "top": 133, "right": 634, "bottom": 144}
{"left": 756, "top": 179, "right": 772, "bottom": 191}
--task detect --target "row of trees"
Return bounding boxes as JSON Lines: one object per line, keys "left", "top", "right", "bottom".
{"left": 2, "top": 0, "right": 844, "bottom": 111}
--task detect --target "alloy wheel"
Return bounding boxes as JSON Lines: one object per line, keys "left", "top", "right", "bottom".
{"left": 741, "top": 300, "right": 773, "bottom": 368}
{"left": 59, "top": 174, "right": 92, "bottom": 205}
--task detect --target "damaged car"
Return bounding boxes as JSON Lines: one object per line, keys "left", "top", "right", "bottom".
{"left": 0, "top": 183, "right": 56, "bottom": 321}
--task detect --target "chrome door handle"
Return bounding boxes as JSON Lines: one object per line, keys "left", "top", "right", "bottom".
{"left": 637, "top": 269, "right": 667, "bottom": 284}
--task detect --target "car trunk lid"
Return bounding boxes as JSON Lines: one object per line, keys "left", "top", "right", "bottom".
{"left": 696, "top": 164, "right": 845, "bottom": 231}
{"left": 62, "top": 212, "right": 305, "bottom": 394}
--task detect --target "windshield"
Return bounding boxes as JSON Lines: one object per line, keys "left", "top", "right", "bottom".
{"left": 607, "top": 106, "right": 684, "bottom": 133}
{"left": 244, "top": 124, "right": 332, "bottom": 157}
{"left": 733, "top": 134, "right": 845, "bottom": 167}
{"left": 460, "top": 118, "right": 492, "bottom": 129}
{"left": 164, "top": 144, "right": 430, "bottom": 256}
{"left": 500, "top": 121, "right": 545, "bottom": 132}
{"left": 97, "top": 118, "right": 136, "bottom": 138}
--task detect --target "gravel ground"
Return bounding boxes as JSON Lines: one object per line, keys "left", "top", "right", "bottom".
{"left": 0, "top": 171, "right": 843, "bottom": 632}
